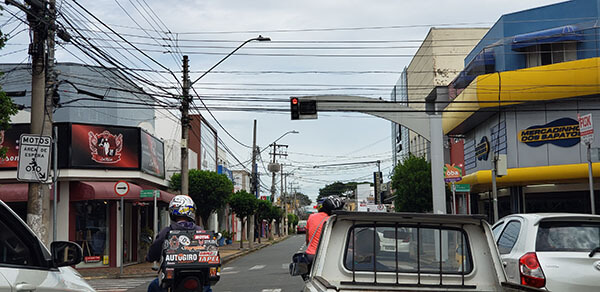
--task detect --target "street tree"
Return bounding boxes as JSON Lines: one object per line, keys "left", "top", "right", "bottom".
{"left": 287, "top": 213, "right": 299, "bottom": 232}
{"left": 0, "top": 30, "right": 18, "bottom": 158}
{"left": 295, "top": 192, "right": 312, "bottom": 206}
{"left": 227, "top": 190, "right": 257, "bottom": 249}
{"left": 269, "top": 205, "right": 283, "bottom": 237}
{"left": 391, "top": 154, "right": 432, "bottom": 213}
{"left": 255, "top": 199, "right": 272, "bottom": 243}
{"left": 318, "top": 181, "right": 368, "bottom": 201}
{"left": 170, "top": 169, "right": 233, "bottom": 227}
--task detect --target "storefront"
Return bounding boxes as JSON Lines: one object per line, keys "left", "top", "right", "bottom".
{"left": 0, "top": 122, "right": 175, "bottom": 268}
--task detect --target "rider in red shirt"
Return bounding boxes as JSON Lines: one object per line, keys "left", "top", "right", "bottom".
{"left": 305, "top": 196, "right": 344, "bottom": 262}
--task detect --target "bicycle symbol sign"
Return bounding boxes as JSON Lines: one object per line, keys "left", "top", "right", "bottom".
{"left": 17, "top": 134, "right": 52, "bottom": 182}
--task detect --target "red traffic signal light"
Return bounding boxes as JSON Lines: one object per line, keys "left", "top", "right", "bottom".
{"left": 291, "top": 97, "right": 298, "bottom": 105}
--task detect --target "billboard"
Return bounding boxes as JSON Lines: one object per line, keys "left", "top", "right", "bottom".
{"left": 0, "top": 124, "right": 29, "bottom": 169}
{"left": 141, "top": 130, "right": 165, "bottom": 178}
{"left": 70, "top": 124, "right": 139, "bottom": 169}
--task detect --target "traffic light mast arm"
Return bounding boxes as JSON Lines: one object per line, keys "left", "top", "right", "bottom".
{"left": 292, "top": 95, "right": 431, "bottom": 140}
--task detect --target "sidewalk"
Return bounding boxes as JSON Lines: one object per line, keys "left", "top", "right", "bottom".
{"left": 78, "top": 235, "right": 289, "bottom": 280}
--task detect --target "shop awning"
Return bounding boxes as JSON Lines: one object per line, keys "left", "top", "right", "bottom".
{"left": 0, "top": 183, "right": 57, "bottom": 202}
{"left": 458, "top": 162, "right": 600, "bottom": 192}
{"left": 511, "top": 25, "right": 583, "bottom": 50}
{"left": 70, "top": 181, "right": 174, "bottom": 203}
{"left": 0, "top": 183, "right": 28, "bottom": 202}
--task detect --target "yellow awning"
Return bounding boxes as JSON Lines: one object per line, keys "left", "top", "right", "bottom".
{"left": 443, "top": 57, "right": 600, "bottom": 134}
{"left": 459, "top": 162, "right": 600, "bottom": 192}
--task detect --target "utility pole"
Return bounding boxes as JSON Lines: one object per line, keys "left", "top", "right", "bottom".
{"left": 25, "top": 0, "right": 51, "bottom": 245}
{"left": 47, "top": 0, "right": 57, "bottom": 243}
{"left": 181, "top": 56, "right": 190, "bottom": 196}
{"left": 281, "top": 164, "right": 286, "bottom": 235}
{"left": 269, "top": 143, "right": 288, "bottom": 202}
{"left": 249, "top": 120, "right": 257, "bottom": 248}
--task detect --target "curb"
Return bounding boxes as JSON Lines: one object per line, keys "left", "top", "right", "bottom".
{"left": 82, "top": 236, "right": 290, "bottom": 280}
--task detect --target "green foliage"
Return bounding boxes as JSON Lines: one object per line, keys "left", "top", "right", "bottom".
{"left": 255, "top": 199, "right": 272, "bottom": 221}
{"left": 220, "top": 230, "right": 233, "bottom": 240}
{"left": 391, "top": 154, "right": 432, "bottom": 213}
{"left": 295, "top": 192, "right": 312, "bottom": 206}
{"left": 287, "top": 213, "right": 299, "bottom": 229}
{"left": 228, "top": 190, "right": 258, "bottom": 220}
{"left": 269, "top": 205, "right": 283, "bottom": 223}
{"left": 169, "top": 169, "right": 233, "bottom": 225}
{"left": 318, "top": 181, "right": 368, "bottom": 201}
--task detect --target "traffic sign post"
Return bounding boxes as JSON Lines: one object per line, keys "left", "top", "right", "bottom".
{"left": 17, "top": 134, "right": 52, "bottom": 182}
{"left": 114, "top": 180, "right": 129, "bottom": 275}
{"left": 140, "top": 189, "right": 160, "bottom": 269}
{"left": 443, "top": 164, "right": 463, "bottom": 215}
{"left": 579, "top": 113, "right": 596, "bottom": 214}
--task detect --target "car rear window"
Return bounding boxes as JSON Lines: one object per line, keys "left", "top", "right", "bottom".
{"left": 344, "top": 224, "right": 472, "bottom": 274}
{"left": 536, "top": 221, "right": 600, "bottom": 252}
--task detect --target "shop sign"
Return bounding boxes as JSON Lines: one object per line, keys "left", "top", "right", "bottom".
{"left": 0, "top": 124, "right": 29, "bottom": 169}
{"left": 454, "top": 184, "right": 470, "bottom": 192}
{"left": 71, "top": 124, "right": 140, "bottom": 169}
{"left": 519, "top": 118, "right": 580, "bottom": 147}
{"left": 578, "top": 113, "right": 594, "bottom": 145}
{"left": 84, "top": 256, "right": 101, "bottom": 263}
{"left": 140, "top": 189, "right": 160, "bottom": 198}
{"left": 475, "top": 136, "right": 490, "bottom": 161}
{"left": 141, "top": 130, "right": 165, "bottom": 178}
{"left": 444, "top": 164, "right": 463, "bottom": 183}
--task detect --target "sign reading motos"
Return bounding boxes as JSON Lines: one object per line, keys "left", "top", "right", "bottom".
{"left": 17, "top": 134, "right": 52, "bottom": 182}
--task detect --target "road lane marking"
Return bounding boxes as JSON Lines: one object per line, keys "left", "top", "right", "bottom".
{"left": 222, "top": 267, "right": 234, "bottom": 270}
{"left": 261, "top": 289, "right": 282, "bottom": 292}
{"left": 282, "top": 263, "right": 289, "bottom": 269}
{"left": 249, "top": 264, "right": 266, "bottom": 270}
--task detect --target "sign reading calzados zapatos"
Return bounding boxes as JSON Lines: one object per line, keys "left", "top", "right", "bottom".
{"left": 519, "top": 118, "right": 580, "bottom": 147}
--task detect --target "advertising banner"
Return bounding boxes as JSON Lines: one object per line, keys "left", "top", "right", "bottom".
{"left": 71, "top": 124, "right": 139, "bottom": 169}
{"left": 519, "top": 117, "right": 580, "bottom": 147}
{"left": 356, "top": 183, "right": 372, "bottom": 212}
{"left": 0, "top": 124, "right": 29, "bottom": 169}
{"left": 578, "top": 113, "right": 594, "bottom": 145}
{"left": 141, "top": 130, "right": 165, "bottom": 178}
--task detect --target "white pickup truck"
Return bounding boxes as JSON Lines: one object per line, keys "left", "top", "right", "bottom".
{"left": 294, "top": 211, "right": 543, "bottom": 292}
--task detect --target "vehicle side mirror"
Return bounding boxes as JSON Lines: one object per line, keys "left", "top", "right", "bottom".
{"left": 289, "top": 252, "right": 310, "bottom": 276}
{"left": 51, "top": 241, "right": 83, "bottom": 267}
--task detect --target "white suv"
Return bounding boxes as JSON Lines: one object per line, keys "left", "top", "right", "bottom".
{"left": 492, "top": 213, "right": 600, "bottom": 292}
{"left": 0, "top": 200, "right": 95, "bottom": 291}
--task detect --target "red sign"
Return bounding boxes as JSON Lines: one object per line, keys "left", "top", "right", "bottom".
{"left": 578, "top": 113, "right": 594, "bottom": 145}
{"left": 84, "top": 256, "right": 101, "bottom": 263}
{"left": 71, "top": 124, "right": 139, "bottom": 169}
{"left": 198, "top": 255, "right": 220, "bottom": 264}
{"left": 114, "top": 181, "right": 130, "bottom": 197}
{"left": 0, "top": 124, "right": 28, "bottom": 169}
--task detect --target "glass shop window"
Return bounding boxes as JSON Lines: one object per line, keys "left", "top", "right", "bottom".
{"left": 74, "top": 200, "right": 109, "bottom": 265}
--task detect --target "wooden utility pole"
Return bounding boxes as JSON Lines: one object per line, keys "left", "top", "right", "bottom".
{"left": 181, "top": 56, "right": 190, "bottom": 196}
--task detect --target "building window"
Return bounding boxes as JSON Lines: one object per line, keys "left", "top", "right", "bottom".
{"left": 526, "top": 42, "right": 577, "bottom": 67}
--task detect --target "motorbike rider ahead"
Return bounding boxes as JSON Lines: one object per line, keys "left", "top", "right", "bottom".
{"left": 305, "top": 196, "right": 344, "bottom": 263}
{"left": 146, "top": 195, "right": 212, "bottom": 292}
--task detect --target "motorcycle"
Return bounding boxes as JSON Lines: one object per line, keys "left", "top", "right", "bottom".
{"left": 155, "top": 229, "right": 222, "bottom": 292}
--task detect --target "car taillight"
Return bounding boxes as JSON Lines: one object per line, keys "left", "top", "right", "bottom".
{"left": 183, "top": 277, "right": 199, "bottom": 290}
{"left": 519, "top": 252, "right": 546, "bottom": 288}
{"left": 165, "top": 268, "right": 174, "bottom": 279}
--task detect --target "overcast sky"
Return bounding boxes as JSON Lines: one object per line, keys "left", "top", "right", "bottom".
{"left": 0, "top": 0, "right": 566, "bottom": 202}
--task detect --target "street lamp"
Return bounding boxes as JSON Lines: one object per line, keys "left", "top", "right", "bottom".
{"left": 190, "top": 35, "right": 271, "bottom": 86}
{"left": 272, "top": 130, "right": 299, "bottom": 145}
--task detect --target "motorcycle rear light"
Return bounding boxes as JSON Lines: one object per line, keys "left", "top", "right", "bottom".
{"left": 183, "top": 278, "right": 199, "bottom": 290}
{"left": 166, "top": 268, "right": 174, "bottom": 280}
{"left": 519, "top": 252, "right": 546, "bottom": 288}
{"left": 210, "top": 267, "right": 217, "bottom": 277}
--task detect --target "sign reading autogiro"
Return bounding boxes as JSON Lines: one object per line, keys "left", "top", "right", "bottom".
{"left": 17, "top": 134, "right": 52, "bottom": 182}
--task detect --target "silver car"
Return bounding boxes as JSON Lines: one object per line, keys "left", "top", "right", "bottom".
{"left": 0, "top": 200, "right": 95, "bottom": 291}
{"left": 492, "top": 213, "right": 600, "bottom": 292}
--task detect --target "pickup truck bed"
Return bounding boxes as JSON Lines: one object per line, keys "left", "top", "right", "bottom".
{"left": 303, "top": 211, "right": 543, "bottom": 292}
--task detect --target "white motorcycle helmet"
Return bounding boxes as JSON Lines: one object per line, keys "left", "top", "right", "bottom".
{"left": 168, "top": 195, "right": 196, "bottom": 222}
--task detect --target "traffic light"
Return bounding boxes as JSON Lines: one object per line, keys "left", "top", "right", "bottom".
{"left": 290, "top": 97, "right": 318, "bottom": 120}
{"left": 291, "top": 97, "right": 300, "bottom": 120}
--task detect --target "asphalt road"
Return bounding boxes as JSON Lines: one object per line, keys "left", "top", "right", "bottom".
{"left": 122, "top": 235, "right": 306, "bottom": 292}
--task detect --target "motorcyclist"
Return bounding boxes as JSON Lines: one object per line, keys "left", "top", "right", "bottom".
{"left": 146, "top": 195, "right": 212, "bottom": 292}
{"left": 304, "top": 196, "right": 344, "bottom": 264}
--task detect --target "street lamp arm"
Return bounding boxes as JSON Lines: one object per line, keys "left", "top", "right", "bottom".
{"left": 272, "top": 130, "right": 299, "bottom": 145}
{"left": 190, "top": 35, "right": 270, "bottom": 86}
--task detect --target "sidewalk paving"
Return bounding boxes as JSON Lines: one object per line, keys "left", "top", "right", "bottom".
{"left": 78, "top": 235, "right": 289, "bottom": 280}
